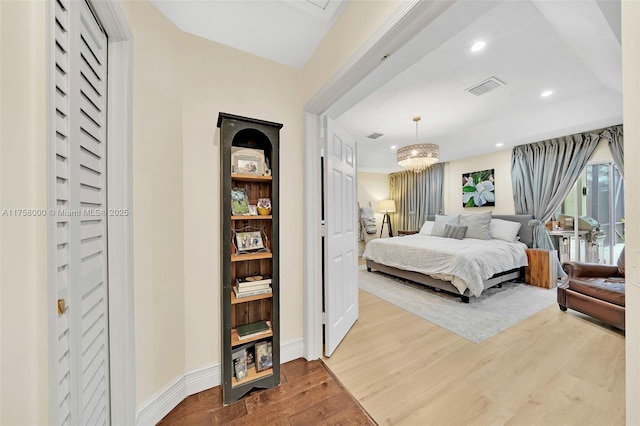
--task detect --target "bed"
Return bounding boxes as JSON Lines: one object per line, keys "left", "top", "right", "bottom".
{"left": 363, "top": 214, "right": 534, "bottom": 303}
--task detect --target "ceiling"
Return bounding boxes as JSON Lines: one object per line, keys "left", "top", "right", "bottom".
{"left": 150, "top": 0, "right": 622, "bottom": 174}
{"left": 149, "top": 0, "right": 347, "bottom": 69}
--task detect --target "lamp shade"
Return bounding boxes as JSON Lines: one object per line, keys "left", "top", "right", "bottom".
{"left": 378, "top": 199, "right": 396, "bottom": 213}
{"left": 397, "top": 144, "right": 439, "bottom": 172}
{"left": 397, "top": 116, "right": 440, "bottom": 172}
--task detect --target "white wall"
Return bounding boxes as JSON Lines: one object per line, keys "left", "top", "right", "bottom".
{"left": 121, "top": 1, "right": 187, "bottom": 407}
{"left": 0, "top": 2, "right": 48, "bottom": 424}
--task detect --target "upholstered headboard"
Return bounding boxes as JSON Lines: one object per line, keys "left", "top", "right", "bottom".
{"left": 425, "top": 214, "right": 534, "bottom": 248}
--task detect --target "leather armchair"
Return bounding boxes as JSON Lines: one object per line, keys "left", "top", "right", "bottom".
{"left": 557, "top": 248, "right": 625, "bottom": 330}
{"left": 562, "top": 262, "right": 622, "bottom": 280}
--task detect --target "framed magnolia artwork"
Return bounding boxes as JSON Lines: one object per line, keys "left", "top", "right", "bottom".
{"left": 462, "top": 169, "right": 495, "bottom": 208}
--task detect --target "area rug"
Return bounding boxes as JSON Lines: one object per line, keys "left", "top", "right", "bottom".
{"left": 358, "top": 266, "right": 557, "bottom": 343}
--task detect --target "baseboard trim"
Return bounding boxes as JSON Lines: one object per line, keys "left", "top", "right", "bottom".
{"left": 136, "top": 338, "right": 305, "bottom": 425}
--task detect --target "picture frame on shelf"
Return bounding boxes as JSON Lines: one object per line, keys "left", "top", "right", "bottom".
{"left": 232, "top": 147, "right": 266, "bottom": 176}
{"left": 248, "top": 205, "right": 258, "bottom": 216}
{"left": 231, "top": 187, "right": 249, "bottom": 215}
{"left": 236, "top": 230, "right": 264, "bottom": 251}
{"left": 234, "top": 356, "right": 247, "bottom": 380}
{"left": 255, "top": 341, "right": 273, "bottom": 372}
{"left": 231, "top": 346, "right": 248, "bottom": 380}
{"left": 232, "top": 225, "right": 270, "bottom": 254}
{"left": 245, "top": 345, "right": 256, "bottom": 370}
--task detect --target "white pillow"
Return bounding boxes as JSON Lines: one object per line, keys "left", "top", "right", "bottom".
{"left": 490, "top": 219, "right": 521, "bottom": 242}
{"left": 431, "top": 214, "right": 459, "bottom": 237}
{"left": 419, "top": 220, "right": 435, "bottom": 235}
{"left": 459, "top": 211, "right": 492, "bottom": 240}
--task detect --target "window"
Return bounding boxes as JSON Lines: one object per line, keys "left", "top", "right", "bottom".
{"left": 553, "top": 162, "right": 624, "bottom": 264}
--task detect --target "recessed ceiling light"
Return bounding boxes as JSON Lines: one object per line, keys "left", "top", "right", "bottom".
{"left": 541, "top": 90, "right": 553, "bottom": 98}
{"left": 471, "top": 41, "right": 486, "bottom": 52}
{"left": 390, "top": 145, "right": 397, "bottom": 149}
{"left": 496, "top": 143, "right": 504, "bottom": 147}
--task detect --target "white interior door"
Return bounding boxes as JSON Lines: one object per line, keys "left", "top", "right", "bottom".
{"left": 323, "top": 117, "right": 359, "bottom": 356}
{"left": 50, "top": 0, "right": 110, "bottom": 423}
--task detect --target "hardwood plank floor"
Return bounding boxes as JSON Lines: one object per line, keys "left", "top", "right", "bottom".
{"left": 323, "top": 289, "right": 625, "bottom": 426}
{"left": 159, "top": 285, "right": 624, "bottom": 425}
{"left": 157, "top": 358, "right": 376, "bottom": 425}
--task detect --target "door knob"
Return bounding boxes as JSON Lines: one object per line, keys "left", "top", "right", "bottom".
{"left": 57, "top": 299, "right": 66, "bottom": 315}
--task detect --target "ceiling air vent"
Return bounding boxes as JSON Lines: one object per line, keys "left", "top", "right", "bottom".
{"left": 466, "top": 77, "right": 506, "bottom": 96}
{"left": 367, "top": 132, "right": 384, "bottom": 140}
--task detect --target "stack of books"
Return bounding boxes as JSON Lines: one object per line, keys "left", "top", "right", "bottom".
{"left": 234, "top": 275, "right": 272, "bottom": 298}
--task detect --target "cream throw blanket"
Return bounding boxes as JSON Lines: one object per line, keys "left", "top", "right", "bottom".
{"left": 363, "top": 234, "right": 528, "bottom": 297}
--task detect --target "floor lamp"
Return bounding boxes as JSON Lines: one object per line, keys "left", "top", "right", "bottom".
{"left": 378, "top": 199, "right": 396, "bottom": 238}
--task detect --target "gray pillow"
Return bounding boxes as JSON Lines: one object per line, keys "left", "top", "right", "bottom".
{"left": 431, "top": 214, "right": 459, "bottom": 237}
{"left": 459, "top": 211, "right": 492, "bottom": 240}
{"left": 443, "top": 224, "right": 467, "bottom": 240}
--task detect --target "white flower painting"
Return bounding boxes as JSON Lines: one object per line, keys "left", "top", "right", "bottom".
{"left": 462, "top": 169, "right": 495, "bottom": 207}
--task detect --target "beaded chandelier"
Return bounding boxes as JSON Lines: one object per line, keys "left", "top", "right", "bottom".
{"left": 397, "top": 116, "right": 439, "bottom": 172}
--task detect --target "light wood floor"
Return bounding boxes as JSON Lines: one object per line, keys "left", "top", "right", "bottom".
{"left": 324, "top": 289, "right": 625, "bottom": 426}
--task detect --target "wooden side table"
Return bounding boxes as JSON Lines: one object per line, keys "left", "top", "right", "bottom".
{"left": 397, "top": 230, "right": 418, "bottom": 236}
{"left": 525, "top": 248, "right": 558, "bottom": 288}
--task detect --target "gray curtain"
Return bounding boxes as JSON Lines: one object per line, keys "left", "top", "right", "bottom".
{"left": 511, "top": 132, "right": 601, "bottom": 276}
{"left": 604, "top": 125, "right": 624, "bottom": 178}
{"left": 389, "top": 163, "right": 444, "bottom": 233}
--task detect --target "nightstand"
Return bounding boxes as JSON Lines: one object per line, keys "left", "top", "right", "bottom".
{"left": 397, "top": 230, "right": 418, "bottom": 236}
{"left": 525, "top": 248, "right": 558, "bottom": 288}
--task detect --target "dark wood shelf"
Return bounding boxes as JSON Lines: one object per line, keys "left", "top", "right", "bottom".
{"left": 219, "top": 112, "right": 282, "bottom": 405}
{"left": 231, "top": 173, "right": 272, "bottom": 182}
{"left": 231, "top": 367, "right": 273, "bottom": 388}
{"left": 231, "top": 326, "right": 273, "bottom": 347}
{"left": 231, "top": 215, "right": 272, "bottom": 221}
{"left": 231, "top": 292, "right": 273, "bottom": 304}
{"left": 231, "top": 252, "right": 272, "bottom": 262}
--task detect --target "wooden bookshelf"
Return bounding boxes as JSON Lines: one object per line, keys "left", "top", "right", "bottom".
{"left": 219, "top": 112, "right": 281, "bottom": 404}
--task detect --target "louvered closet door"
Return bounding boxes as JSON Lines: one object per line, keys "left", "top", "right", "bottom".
{"left": 53, "top": 0, "right": 110, "bottom": 424}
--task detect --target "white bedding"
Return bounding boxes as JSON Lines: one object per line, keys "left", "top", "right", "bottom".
{"left": 362, "top": 234, "right": 529, "bottom": 297}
